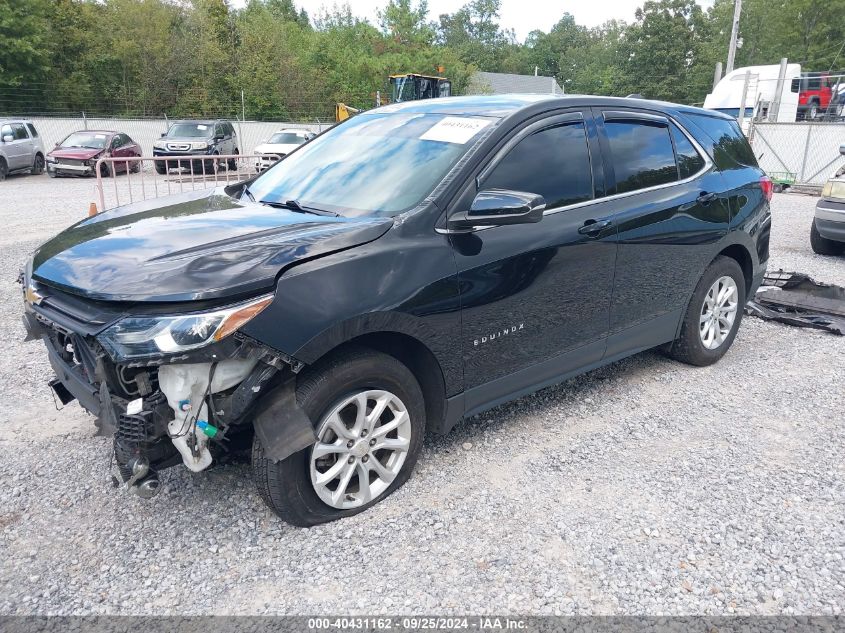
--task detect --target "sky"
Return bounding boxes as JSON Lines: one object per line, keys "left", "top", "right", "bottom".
{"left": 231, "top": 0, "right": 714, "bottom": 42}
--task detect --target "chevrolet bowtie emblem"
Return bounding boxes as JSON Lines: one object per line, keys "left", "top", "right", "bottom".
{"left": 24, "top": 285, "right": 44, "bottom": 306}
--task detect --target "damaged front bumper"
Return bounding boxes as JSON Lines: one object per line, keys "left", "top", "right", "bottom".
{"left": 22, "top": 284, "right": 316, "bottom": 497}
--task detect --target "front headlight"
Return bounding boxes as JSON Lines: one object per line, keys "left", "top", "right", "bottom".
{"left": 153, "top": 141, "right": 167, "bottom": 150}
{"left": 97, "top": 295, "right": 273, "bottom": 360}
{"left": 45, "top": 155, "right": 57, "bottom": 163}
{"left": 191, "top": 141, "right": 208, "bottom": 150}
{"left": 822, "top": 179, "right": 845, "bottom": 201}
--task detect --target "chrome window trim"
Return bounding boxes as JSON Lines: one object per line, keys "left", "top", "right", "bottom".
{"left": 437, "top": 112, "right": 713, "bottom": 234}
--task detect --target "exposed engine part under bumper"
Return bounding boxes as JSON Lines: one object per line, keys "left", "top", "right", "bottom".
{"left": 745, "top": 270, "right": 845, "bottom": 335}
{"left": 25, "top": 304, "right": 315, "bottom": 488}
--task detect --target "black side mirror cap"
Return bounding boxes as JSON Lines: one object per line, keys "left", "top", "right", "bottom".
{"left": 160, "top": 132, "right": 166, "bottom": 137}
{"left": 840, "top": 143, "right": 845, "bottom": 156}
{"left": 447, "top": 189, "right": 546, "bottom": 231}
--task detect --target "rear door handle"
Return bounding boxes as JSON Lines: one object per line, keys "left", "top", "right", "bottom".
{"left": 578, "top": 219, "right": 613, "bottom": 236}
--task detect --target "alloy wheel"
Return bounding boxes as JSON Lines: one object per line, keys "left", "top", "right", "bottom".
{"left": 699, "top": 275, "right": 739, "bottom": 350}
{"left": 310, "top": 389, "right": 412, "bottom": 510}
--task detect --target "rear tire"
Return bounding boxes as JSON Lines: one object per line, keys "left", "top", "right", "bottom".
{"left": 668, "top": 256, "right": 746, "bottom": 367}
{"left": 252, "top": 346, "right": 425, "bottom": 527}
{"left": 810, "top": 219, "right": 845, "bottom": 255}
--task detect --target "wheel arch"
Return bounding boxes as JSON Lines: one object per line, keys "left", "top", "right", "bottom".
{"left": 298, "top": 327, "right": 448, "bottom": 433}
{"left": 715, "top": 243, "right": 754, "bottom": 299}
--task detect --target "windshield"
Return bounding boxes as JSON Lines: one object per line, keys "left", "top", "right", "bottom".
{"left": 268, "top": 132, "right": 305, "bottom": 144}
{"left": 61, "top": 132, "right": 109, "bottom": 149}
{"left": 248, "top": 112, "right": 493, "bottom": 217}
{"left": 166, "top": 123, "right": 213, "bottom": 138}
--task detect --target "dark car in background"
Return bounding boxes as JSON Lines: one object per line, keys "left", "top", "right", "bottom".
{"left": 22, "top": 95, "right": 770, "bottom": 526}
{"left": 152, "top": 120, "right": 239, "bottom": 174}
{"left": 46, "top": 130, "right": 142, "bottom": 178}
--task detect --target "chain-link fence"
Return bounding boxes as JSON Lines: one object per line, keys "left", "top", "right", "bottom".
{"left": 749, "top": 121, "right": 845, "bottom": 187}
{"left": 27, "top": 115, "right": 333, "bottom": 160}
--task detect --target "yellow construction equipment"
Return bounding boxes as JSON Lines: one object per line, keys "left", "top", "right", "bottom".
{"left": 335, "top": 103, "right": 360, "bottom": 122}
{"left": 335, "top": 73, "right": 451, "bottom": 122}
{"left": 389, "top": 73, "right": 451, "bottom": 103}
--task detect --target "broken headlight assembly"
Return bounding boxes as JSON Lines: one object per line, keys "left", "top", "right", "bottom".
{"left": 97, "top": 294, "right": 274, "bottom": 361}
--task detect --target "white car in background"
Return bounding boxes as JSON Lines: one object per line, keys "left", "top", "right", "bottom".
{"left": 253, "top": 128, "right": 315, "bottom": 172}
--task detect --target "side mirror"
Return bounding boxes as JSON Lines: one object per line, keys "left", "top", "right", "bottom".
{"left": 213, "top": 135, "right": 224, "bottom": 142}
{"left": 840, "top": 143, "right": 845, "bottom": 156}
{"left": 447, "top": 189, "right": 545, "bottom": 231}
{"left": 2, "top": 135, "right": 14, "bottom": 143}
{"left": 160, "top": 132, "right": 167, "bottom": 138}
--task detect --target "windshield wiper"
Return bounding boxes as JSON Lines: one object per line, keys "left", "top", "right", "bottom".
{"left": 259, "top": 198, "right": 339, "bottom": 217}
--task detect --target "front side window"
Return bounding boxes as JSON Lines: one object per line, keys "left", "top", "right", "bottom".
{"left": 12, "top": 123, "right": 29, "bottom": 140}
{"left": 670, "top": 124, "right": 706, "bottom": 179}
{"left": 605, "top": 120, "right": 678, "bottom": 194}
{"left": 167, "top": 123, "right": 213, "bottom": 138}
{"left": 248, "top": 112, "right": 494, "bottom": 217}
{"left": 482, "top": 122, "right": 593, "bottom": 209}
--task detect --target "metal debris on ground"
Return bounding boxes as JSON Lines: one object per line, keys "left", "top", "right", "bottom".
{"left": 746, "top": 270, "right": 845, "bottom": 334}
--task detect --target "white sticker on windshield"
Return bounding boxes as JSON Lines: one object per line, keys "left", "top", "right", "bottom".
{"left": 94, "top": 134, "right": 106, "bottom": 138}
{"left": 197, "top": 124, "right": 208, "bottom": 130}
{"left": 420, "top": 117, "right": 491, "bottom": 144}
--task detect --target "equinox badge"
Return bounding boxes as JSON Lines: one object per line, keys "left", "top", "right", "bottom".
{"left": 474, "top": 323, "right": 524, "bottom": 347}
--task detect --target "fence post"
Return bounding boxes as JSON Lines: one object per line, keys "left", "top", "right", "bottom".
{"left": 737, "top": 71, "right": 751, "bottom": 129}
{"left": 82, "top": 111, "right": 87, "bottom": 130}
{"left": 799, "top": 123, "right": 813, "bottom": 183}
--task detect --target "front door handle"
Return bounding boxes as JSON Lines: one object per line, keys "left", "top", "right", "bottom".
{"left": 578, "top": 219, "right": 613, "bottom": 236}
{"left": 698, "top": 191, "right": 717, "bottom": 204}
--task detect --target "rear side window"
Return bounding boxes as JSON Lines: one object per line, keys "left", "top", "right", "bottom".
{"left": 26, "top": 123, "right": 38, "bottom": 137}
{"left": 482, "top": 122, "right": 593, "bottom": 209}
{"left": 686, "top": 113, "right": 758, "bottom": 167}
{"left": 605, "top": 120, "right": 678, "bottom": 194}
{"left": 670, "top": 124, "right": 706, "bottom": 179}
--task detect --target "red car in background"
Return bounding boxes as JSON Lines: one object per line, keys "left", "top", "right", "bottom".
{"left": 46, "top": 130, "right": 141, "bottom": 178}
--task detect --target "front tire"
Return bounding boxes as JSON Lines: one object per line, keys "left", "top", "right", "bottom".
{"left": 252, "top": 347, "right": 425, "bottom": 527}
{"left": 810, "top": 219, "right": 844, "bottom": 255}
{"left": 228, "top": 150, "right": 238, "bottom": 171}
{"left": 668, "top": 256, "right": 746, "bottom": 367}
{"left": 31, "top": 154, "right": 45, "bottom": 175}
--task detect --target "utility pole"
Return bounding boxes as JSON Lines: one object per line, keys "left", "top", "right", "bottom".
{"left": 726, "top": 0, "right": 742, "bottom": 74}
{"left": 770, "top": 57, "right": 788, "bottom": 121}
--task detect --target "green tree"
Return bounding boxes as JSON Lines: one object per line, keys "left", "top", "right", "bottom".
{"left": 0, "top": 0, "right": 50, "bottom": 111}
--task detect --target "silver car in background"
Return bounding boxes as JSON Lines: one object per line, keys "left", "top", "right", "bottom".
{"left": 0, "top": 120, "right": 45, "bottom": 181}
{"left": 811, "top": 143, "right": 845, "bottom": 256}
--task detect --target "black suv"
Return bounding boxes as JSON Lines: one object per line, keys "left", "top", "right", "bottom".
{"left": 153, "top": 120, "right": 239, "bottom": 174}
{"left": 22, "top": 95, "right": 770, "bottom": 526}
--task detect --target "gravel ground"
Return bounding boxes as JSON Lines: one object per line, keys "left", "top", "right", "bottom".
{"left": 0, "top": 173, "right": 843, "bottom": 616}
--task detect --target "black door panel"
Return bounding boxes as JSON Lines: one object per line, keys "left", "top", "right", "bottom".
{"left": 450, "top": 112, "right": 617, "bottom": 391}
{"left": 594, "top": 108, "right": 730, "bottom": 339}
{"left": 451, "top": 211, "right": 617, "bottom": 389}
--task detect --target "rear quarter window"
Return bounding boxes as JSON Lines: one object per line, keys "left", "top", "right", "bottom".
{"left": 685, "top": 113, "right": 758, "bottom": 168}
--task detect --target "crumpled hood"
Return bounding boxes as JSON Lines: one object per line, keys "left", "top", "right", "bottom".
{"left": 48, "top": 147, "right": 104, "bottom": 160}
{"left": 32, "top": 187, "right": 393, "bottom": 302}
